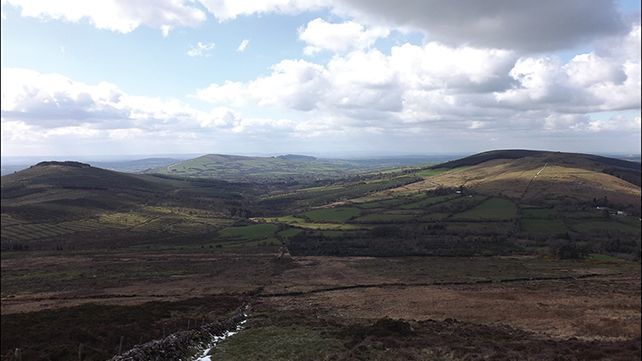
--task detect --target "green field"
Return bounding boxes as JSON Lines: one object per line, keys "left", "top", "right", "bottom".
{"left": 416, "top": 168, "right": 449, "bottom": 177}
{"left": 356, "top": 196, "right": 417, "bottom": 209}
{"left": 352, "top": 213, "right": 416, "bottom": 223}
{"left": 520, "top": 218, "right": 568, "bottom": 236}
{"left": 150, "top": 154, "right": 434, "bottom": 183}
{"left": 453, "top": 198, "right": 517, "bottom": 220}
{"left": 400, "top": 195, "right": 456, "bottom": 209}
{"left": 301, "top": 207, "right": 361, "bottom": 223}
{"left": 569, "top": 219, "right": 641, "bottom": 235}
{"left": 220, "top": 224, "right": 280, "bottom": 240}
{"left": 210, "top": 325, "right": 342, "bottom": 361}
{"left": 520, "top": 208, "right": 557, "bottom": 219}
{"left": 445, "top": 221, "right": 514, "bottom": 235}
{"left": 277, "top": 228, "right": 304, "bottom": 239}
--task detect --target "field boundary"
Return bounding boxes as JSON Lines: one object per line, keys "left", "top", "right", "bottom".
{"left": 258, "top": 272, "right": 617, "bottom": 298}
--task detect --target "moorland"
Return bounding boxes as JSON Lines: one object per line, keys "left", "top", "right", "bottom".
{"left": 1, "top": 149, "right": 640, "bottom": 360}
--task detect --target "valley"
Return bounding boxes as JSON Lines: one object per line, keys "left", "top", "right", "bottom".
{"left": 1, "top": 150, "right": 640, "bottom": 360}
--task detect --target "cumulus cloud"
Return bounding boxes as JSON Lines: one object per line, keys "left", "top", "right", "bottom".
{"left": 187, "top": 42, "right": 216, "bottom": 57}
{"left": 1, "top": 68, "right": 128, "bottom": 128}
{"left": 0, "top": 68, "right": 262, "bottom": 135}
{"left": 237, "top": 39, "right": 250, "bottom": 52}
{"left": 196, "top": 41, "right": 516, "bottom": 123}
{"left": 332, "top": 0, "right": 627, "bottom": 51}
{"left": 587, "top": 115, "right": 641, "bottom": 132}
{"left": 495, "top": 25, "right": 641, "bottom": 112}
{"left": 298, "top": 18, "right": 388, "bottom": 55}
{"left": 5, "top": 0, "right": 627, "bottom": 52}
{"left": 196, "top": 0, "right": 329, "bottom": 21}
{"left": 0, "top": 67, "right": 329, "bottom": 157}
{"left": 196, "top": 60, "right": 329, "bottom": 111}
{"left": 196, "top": 23, "right": 641, "bottom": 136}
{"left": 193, "top": 0, "right": 627, "bottom": 53}
{"left": 1, "top": 0, "right": 206, "bottom": 34}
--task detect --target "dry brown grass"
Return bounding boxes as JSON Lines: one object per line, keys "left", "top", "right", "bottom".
{"left": 353, "top": 156, "right": 640, "bottom": 207}
{"left": 266, "top": 275, "right": 641, "bottom": 341}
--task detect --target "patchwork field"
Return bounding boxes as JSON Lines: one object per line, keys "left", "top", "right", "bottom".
{"left": 1, "top": 151, "right": 640, "bottom": 360}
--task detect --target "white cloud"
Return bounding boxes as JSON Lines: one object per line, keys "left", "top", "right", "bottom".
{"left": 1, "top": 68, "right": 127, "bottom": 128}
{"left": 196, "top": 23, "right": 641, "bottom": 137}
{"left": 193, "top": 0, "right": 626, "bottom": 51}
{"left": 587, "top": 115, "right": 641, "bottom": 132}
{"left": 237, "top": 39, "right": 250, "bottom": 52}
{"left": 0, "top": 67, "right": 326, "bottom": 152}
{"left": 495, "top": 25, "right": 641, "bottom": 113}
{"left": 332, "top": 0, "right": 627, "bottom": 51}
{"left": 298, "top": 18, "right": 388, "bottom": 55}
{"left": 3, "top": 0, "right": 630, "bottom": 53}
{"left": 195, "top": 60, "right": 329, "bottom": 111}
{"left": 1, "top": 68, "right": 256, "bottom": 134}
{"left": 196, "top": 42, "right": 516, "bottom": 123}
{"left": 196, "top": 0, "right": 329, "bottom": 21}
{"left": 1, "top": 0, "right": 206, "bottom": 34}
{"left": 187, "top": 42, "right": 216, "bottom": 57}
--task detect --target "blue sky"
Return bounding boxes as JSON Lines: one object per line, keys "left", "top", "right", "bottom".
{"left": 1, "top": 0, "right": 640, "bottom": 157}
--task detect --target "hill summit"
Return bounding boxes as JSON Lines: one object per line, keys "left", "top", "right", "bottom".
{"left": 33, "top": 161, "right": 91, "bottom": 168}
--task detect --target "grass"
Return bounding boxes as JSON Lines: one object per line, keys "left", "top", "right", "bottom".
{"left": 588, "top": 254, "right": 627, "bottom": 263}
{"left": 301, "top": 207, "right": 361, "bottom": 223}
{"left": 220, "top": 224, "right": 280, "bottom": 240}
{"left": 288, "top": 222, "right": 364, "bottom": 231}
{"left": 350, "top": 255, "right": 637, "bottom": 283}
{"left": 256, "top": 216, "right": 366, "bottom": 231}
{"left": 521, "top": 218, "right": 567, "bottom": 236}
{"left": 452, "top": 197, "right": 517, "bottom": 220}
{"left": 0, "top": 219, "right": 119, "bottom": 242}
{"left": 356, "top": 197, "right": 416, "bottom": 209}
{"left": 352, "top": 213, "right": 416, "bottom": 223}
{"left": 400, "top": 195, "right": 456, "bottom": 209}
{"left": 416, "top": 168, "right": 449, "bottom": 177}
{"left": 445, "top": 221, "right": 514, "bottom": 235}
{"left": 277, "top": 228, "right": 303, "bottom": 239}
{"left": 521, "top": 208, "right": 557, "bottom": 219}
{"left": 99, "top": 212, "right": 150, "bottom": 227}
{"left": 210, "top": 325, "right": 342, "bottom": 361}
{"left": 569, "top": 219, "right": 641, "bottom": 235}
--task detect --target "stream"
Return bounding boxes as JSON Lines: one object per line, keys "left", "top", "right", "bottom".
{"left": 194, "top": 312, "right": 248, "bottom": 361}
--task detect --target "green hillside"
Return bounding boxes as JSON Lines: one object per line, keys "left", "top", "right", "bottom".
{"left": 146, "top": 154, "right": 437, "bottom": 182}
{"left": 0, "top": 161, "right": 257, "bottom": 250}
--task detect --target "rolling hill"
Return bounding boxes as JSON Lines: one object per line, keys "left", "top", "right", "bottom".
{"left": 252, "top": 150, "right": 640, "bottom": 259}
{"left": 145, "top": 154, "right": 443, "bottom": 182}
{"left": 356, "top": 150, "right": 642, "bottom": 210}
{"left": 2, "top": 150, "right": 640, "bottom": 254}
{"left": 0, "top": 161, "right": 259, "bottom": 250}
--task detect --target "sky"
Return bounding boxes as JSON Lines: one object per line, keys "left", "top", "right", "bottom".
{"left": 1, "top": 0, "right": 641, "bottom": 158}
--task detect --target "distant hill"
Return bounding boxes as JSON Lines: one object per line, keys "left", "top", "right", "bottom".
{"left": 356, "top": 150, "right": 642, "bottom": 210}
{"left": 0, "top": 161, "right": 250, "bottom": 223}
{"left": 276, "top": 154, "right": 317, "bottom": 161}
{"left": 145, "top": 154, "right": 441, "bottom": 183}
{"left": 0, "top": 157, "right": 182, "bottom": 176}
{"left": 2, "top": 150, "right": 640, "bottom": 256}
{"left": 432, "top": 149, "right": 641, "bottom": 186}
{"left": 93, "top": 157, "right": 181, "bottom": 173}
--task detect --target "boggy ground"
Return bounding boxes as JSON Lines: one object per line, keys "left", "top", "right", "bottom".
{"left": 1, "top": 250, "right": 640, "bottom": 360}
{"left": 225, "top": 255, "right": 641, "bottom": 360}
{"left": 210, "top": 297, "right": 641, "bottom": 361}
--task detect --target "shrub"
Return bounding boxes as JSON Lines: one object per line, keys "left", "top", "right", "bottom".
{"left": 556, "top": 242, "right": 589, "bottom": 259}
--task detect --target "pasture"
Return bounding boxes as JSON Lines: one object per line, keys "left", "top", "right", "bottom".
{"left": 453, "top": 197, "right": 517, "bottom": 220}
